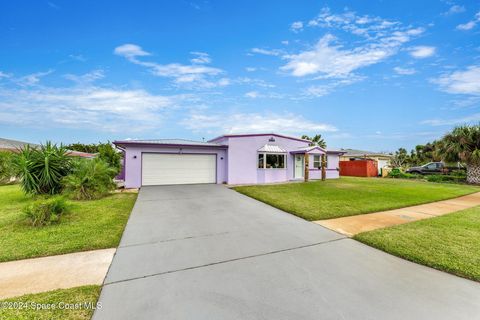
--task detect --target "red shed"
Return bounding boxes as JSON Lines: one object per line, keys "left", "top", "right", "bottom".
{"left": 339, "top": 159, "right": 378, "bottom": 177}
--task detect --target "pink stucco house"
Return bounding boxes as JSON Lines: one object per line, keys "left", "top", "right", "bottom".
{"left": 114, "top": 133, "right": 344, "bottom": 188}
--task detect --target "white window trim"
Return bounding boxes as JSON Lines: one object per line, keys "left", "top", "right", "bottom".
{"left": 258, "top": 152, "right": 287, "bottom": 169}
{"left": 313, "top": 155, "right": 321, "bottom": 169}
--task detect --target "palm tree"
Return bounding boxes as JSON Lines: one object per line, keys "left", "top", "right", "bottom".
{"left": 438, "top": 124, "right": 480, "bottom": 184}
{"left": 301, "top": 134, "right": 327, "bottom": 148}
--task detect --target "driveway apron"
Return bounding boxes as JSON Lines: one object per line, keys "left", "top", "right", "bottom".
{"left": 94, "top": 185, "right": 480, "bottom": 320}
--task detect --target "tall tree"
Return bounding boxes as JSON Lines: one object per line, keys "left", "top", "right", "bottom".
{"left": 391, "top": 148, "right": 408, "bottom": 168}
{"left": 438, "top": 124, "right": 480, "bottom": 184}
{"left": 301, "top": 134, "right": 327, "bottom": 148}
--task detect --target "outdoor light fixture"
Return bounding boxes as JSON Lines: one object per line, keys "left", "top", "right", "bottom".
{"left": 133, "top": 155, "right": 137, "bottom": 159}
{"left": 269, "top": 137, "right": 275, "bottom": 142}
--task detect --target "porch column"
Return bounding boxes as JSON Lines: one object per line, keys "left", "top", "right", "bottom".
{"left": 321, "top": 154, "right": 326, "bottom": 181}
{"left": 304, "top": 152, "right": 309, "bottom": 182}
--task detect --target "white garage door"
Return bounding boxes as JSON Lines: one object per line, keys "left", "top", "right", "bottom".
{"left": 142, "top": 153, "right": 216, "bottom": 186}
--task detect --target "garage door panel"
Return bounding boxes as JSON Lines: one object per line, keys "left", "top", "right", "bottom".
{"left": 142, "top": 154, "right": 216, "bottom": 186}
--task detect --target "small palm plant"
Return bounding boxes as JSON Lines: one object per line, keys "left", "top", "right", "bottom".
{"left": 14, "top": 142, "right": 72, "bottom": 195}
{"left": 438, "top": 124, "right": 480, "bottom": 184}
{"left": 63, "top": 158, "right": 116, "bottom": 200}
{"left": 0, "top": 151, "right": 16, "bottom": 184}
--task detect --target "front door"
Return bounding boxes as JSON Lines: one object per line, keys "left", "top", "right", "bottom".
{"left": 294, "top": 155, "right": 304, "bottom": 179}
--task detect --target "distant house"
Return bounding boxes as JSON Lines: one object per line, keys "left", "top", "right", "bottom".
{"left": 114, "top": 133, "right": 345, "bottom": 188}
{"left": 0, "top": 138, "right": 39, "bottom": 152}
{"left": 0, "top": 137, "right": 95, "bottom": 158}
{"left": 339, "top": 149, "right": 392, "bottom": 176}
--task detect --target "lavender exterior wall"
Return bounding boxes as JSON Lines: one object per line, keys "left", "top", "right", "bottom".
{"left": 220, "top": 135, "right": 310, "bottom": 185}
{"left": 326, "top": 154, "right": 340, "bottom": 179}
{"left": 306, "top": 150, "right": 324, "bottom": 180}
{"left": 119, "top": 134, "right": 341, "bottom": 187}
{"left": 123, "top": 145, "right": 227, "bottom": 188}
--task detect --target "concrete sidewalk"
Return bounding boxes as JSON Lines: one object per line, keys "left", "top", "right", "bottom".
{"left": 315, "top": 192, "right": 480, "bottom": 236}
{"left": 0, "top": 248, "right": 115, "bottom": 299}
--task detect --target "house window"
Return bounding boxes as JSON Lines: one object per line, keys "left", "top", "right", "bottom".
{"left": 313, "top": 155, "right": 320, "bottom": 169}
{"left": 258, "top": 153, "right": 285, "bottom": 169}
{"left": 258, "top": 154, "right": 265, "bottom": 169}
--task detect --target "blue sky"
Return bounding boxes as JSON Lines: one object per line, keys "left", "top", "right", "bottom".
{"left": 0, "top": 0, "right": 479, "bottom": 151}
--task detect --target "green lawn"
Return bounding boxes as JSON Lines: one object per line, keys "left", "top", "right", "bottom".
{"left": 0, "top": 285, "right": 100, "bottom": 320}
{"left": 355, "top": 206, "right": 480, "bottom": 282}
{"left": 0, "top": 184, "right": 137, "bottom": 262}
{"left": 234, "top": 177, "right": 479, "bottom": 220}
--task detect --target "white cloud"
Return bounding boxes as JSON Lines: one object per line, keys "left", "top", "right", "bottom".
{"left": 15, "top": 70, "right": 54, "bottom": 86}
{"left": 280, "top": 8, "right": 424, "bottom": 78}
{"left": 250, "top": 48, "right": 282, "bottom": 56}
{"left": 190, "top": 52, "right": 211, "bottom": 64}
{"left": 457, "top": 21, "right": 476, "bottom": 30}
{"left": 281, "top": 30, "right": 419, "bottom": 78}
{"left": 236, "top": 77, "right": 275, "bottom": 88}
{"left": 409, "top": 46, "right": 436, "bottom": 58}
{"left": 245, "top": 91, "right": 259, "bottom": 98}
{"left": 281, "top": 40, "right": 289, "bottom": 45}
{"left": 0, "top": 85, "right": 186, "bottom": 132}
{"left": 0, "top": 71, "right": 11, "bottom": 79}
{"left": 64, "top": 69, "right": 105, "bottom": 84}
{"left": 245, "top": 67, "right": 257, "bottom": 72}
{"left": 114, "top": 44, "right": 151, "bottom": 59}
{"left": 451, "top": 96, "right": 480, "bottom": 109}
{"left": 182, "top": 111, "right": 338, "bottom": 134}
{"left": 456, "top": 11, "right": 480, "bottom": 30}
{"left": 114, "top": 44, "right": 226, "bottom": 89}
{"left": 304, "top": 75, "right": 365, "bottom": 97}
{"left": 422, "top": 113, "right": 480, "bottom": 126}
{"left": 444, "top": 5, "right": 465, "bottom": 15}
{"left": 306, "top": 7, "right": 404, "bottom": 39}
{"left": 393, "top": 67, "right": 416, "bottom": 75}
{"left": 290, "top": 21, "right": 303, "bottom": 32}
{"left": 69, "top": 54, "right": 86, "bottom": 62}
{"left": 432, "top": 65, "right": 480, "bottom": 95}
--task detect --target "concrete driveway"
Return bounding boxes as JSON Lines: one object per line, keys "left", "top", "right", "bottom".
{"left": 94, "top": 185, "right": 480, "bottom": 320}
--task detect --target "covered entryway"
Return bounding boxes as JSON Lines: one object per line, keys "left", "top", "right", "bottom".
{"left": 294, "top": 154, "right": 304, "bottom": 179}
{"left": 142, "top": 153, "right": 216, "bottom": 186}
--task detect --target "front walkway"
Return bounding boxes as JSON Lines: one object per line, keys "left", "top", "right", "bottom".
{"left": 315, "top": 192, "right": 480, "bottom": 236}
{"left": 0, "top": 248, "right": 115, "bottom": 299}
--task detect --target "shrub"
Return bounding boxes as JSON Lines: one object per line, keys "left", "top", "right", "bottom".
{"left": 387, "top": 170, "right": 421, "bottom": 180}
{"left": 13, "top": 143, "right": 72, "bottom": 195}
{"left": 425, "top": 174, "right": 466, "bottom": 184}
{"left": 24, "top": 196, "right": 69, "bottom": 227}
{"left": 65, "top": 142, "right": 100, "bottom": 154}
{"left": 0, "top": 151, "right": 15, "bottom": 184}
{"left": 63, "top": 158, "right": 116, "bottom": 200}
{"left": 97, "top": 143, "right": 121, "bottom": 177}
